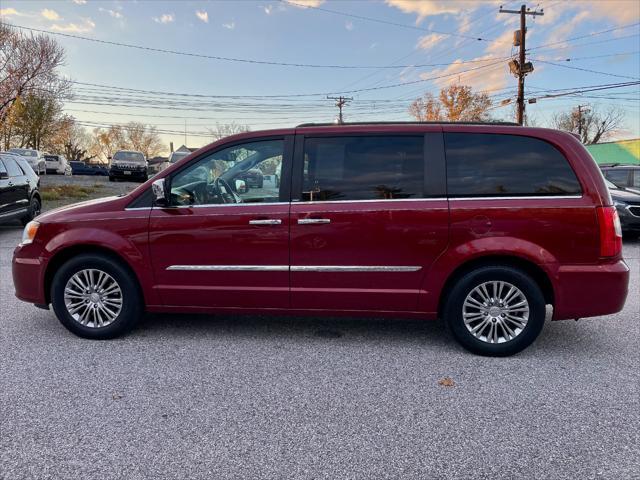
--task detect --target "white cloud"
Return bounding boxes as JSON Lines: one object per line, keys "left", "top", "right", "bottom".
{"left": 345, "top": 20, "right": 354, "bottom": 31}
{"left": 285, "top": 0, "right": 325, "bottom": 8}
{"left": 416, "top": 33, "right": 445, "bottom": 50}
{"left": 385, "top": 0, "right": 481, "bottom": 23}
{"left": 586, "top": 0, "right": 640, "bottom": 25}
{"left": 41, "top": 9, "right": 61, "bottom": 20}
{"left": 263, "top": 5, "right": 273, "bottom": 15}
{"left": 153, "top": 13, "right": 174, "bottom": 24}
{"left": 1, "top": 7, "right": 29, "bottom": 17}
{"left": 195, "top": 10, "right": 208, "bottom": 23}
{"left": 72, "top": 0, "right": 87, "bottom": 4}
{"left": 99, "top": 7, "right": 123, "bottom": 19}
{"left": 50, "top": 18, "right": 95, "bottom": 33}
{"left": 541, "top": 10, "right": 591, "bottom": 50}
{"left": 222, "top": 21, "right": 235, "bottom": 30}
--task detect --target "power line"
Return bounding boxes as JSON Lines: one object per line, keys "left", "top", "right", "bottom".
{"left": 533, "top": 59, "right": 640, "bottom": 80}
{"left": 2, "top": 22, "right": 508, "bottom": 70}
{"left": 528, "top": 22, "right": 640, "bottom": 50}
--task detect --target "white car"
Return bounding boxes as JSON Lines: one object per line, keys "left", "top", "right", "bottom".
{"left": 8, "top": 148, "right": 46, "bottom": 175}
{"left": 44, "top": 154, "right": 70, "bottom": 175}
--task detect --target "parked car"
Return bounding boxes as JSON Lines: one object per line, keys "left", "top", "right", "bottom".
{"left": 605, "top": 178, "right": 640, "bottom": 235}
{"left": 0, "top": 152, "right": 41, "bottom": 225}
{"left": 8, "top": 148, "right": 46, "bottom": 175}
{"left": 69, "top": 161, "right": 109, "bottom": 176}
{"left": 168, "top": 150, "right": 191, "bottom": 164}
{"left": 109, "top": 150, "right": 148, "bottom": 182}
{"left": 44, "top": 154, "right": 70, "bottom": 175}
{"left": 13, "top": 123, "right": 629, "bottom": 356}
{"left": 237, "top": 168, "right": 264, "bottom": 188}
{"left": 601, "top": 164, "right": 640, "bottom": 194}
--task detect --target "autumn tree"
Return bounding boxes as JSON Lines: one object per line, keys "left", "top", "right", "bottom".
{"left": 90, "top": 123, "right": 164, "bottom": 162}
{"left": 43, "top": 116, "right": 93, "bottom": 162}
{"left": 208, "top": 122, "right": 250, "bottom": 141}
{"left": 552, "top": 105, "right": 624, "bottom": 144}
{"left": 9, "top": 93, "right": 63, "bottom": 150}
{"left": 0, "top": 24, "right": 69, "bottom": 125}
{"left": 409, "top": 85, "right": 492, "bottom": 122}
{"left": 90, "top": 125, "right": 128, "bottom": 162}
{"left": 124, "top": 122, "right": 164, "bottom": 159}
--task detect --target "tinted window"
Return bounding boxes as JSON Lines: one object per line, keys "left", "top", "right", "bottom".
{"left": 113, "top": 151, "right": 145, "bottom": 163}
{"left": 0, "top": 160, "right": 6, "bottom": 176}
{"left": 605, "top": 169, "right": 630, "bottom": 187}
{"left": 632, "top": 171, "right": 640, "bottom": 188}
{"left": 2, "top": 157, "right": 23, "bottom": 177}
{"left": 445, "top": 133, "right": 582, "bottom": 197}
{"left": 302, "top": 136, "right": 423, "bottom": 201}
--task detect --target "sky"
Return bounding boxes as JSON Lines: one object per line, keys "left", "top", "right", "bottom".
{"left": 1, "top": 0, "right": 639, "bottom": 153}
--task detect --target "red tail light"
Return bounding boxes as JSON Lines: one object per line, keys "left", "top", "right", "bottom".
{"left": 596, "top": 206, "right": 622, "bottom": 257}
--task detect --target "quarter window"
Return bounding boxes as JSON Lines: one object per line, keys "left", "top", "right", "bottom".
{"left": 445, "top": 133, "right": 582, "bottom": 197}
{"left": 302, "top": 136, "right": 424, "bottom": 201}
{"left": 169, "top": 139, "right": 284, "bottom": 206}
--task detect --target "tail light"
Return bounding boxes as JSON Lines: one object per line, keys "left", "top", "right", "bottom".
{"left": 596, "top": 206, "right": 622, "bottom": 257}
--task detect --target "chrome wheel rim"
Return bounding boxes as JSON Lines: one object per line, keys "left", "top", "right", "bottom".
{"left": 462, "top": 281, "right": 529, "bottom": 344}
{"left": 64, "top": 269, "right": 123, "bottom": 328}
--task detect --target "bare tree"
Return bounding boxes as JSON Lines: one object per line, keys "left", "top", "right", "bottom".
{"left": 409, "top": 85, "right": 492, "bottom": 122}
{"left": 0, "top": 24, "right": 69, "bottom": 125}
{"left": 124, "top": 122, "right": 164, "bottom": 158}
{"left": 90, "top": 123, "right": 164, "bottom": 162}
{"left": 552, "top": 105, "right": 625, "bottom": 144}
{"left": 90, "top": 126, "right": 128, "bottom": 163}
{"left": 43, "top": 116, "right": 93, "bottom": 162}
{"left": 207, "top": 122, "right": 251, "bottom": 141}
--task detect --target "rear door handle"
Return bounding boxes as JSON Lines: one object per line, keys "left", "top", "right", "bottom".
{"left": 249, "top": 219, "right": 282, "bottom": 225}
{"left": 298, "top": 218, "right": 331, "bottom": 225}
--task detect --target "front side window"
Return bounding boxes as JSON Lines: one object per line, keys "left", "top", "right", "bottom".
{"left": 170, "top": 139, "right": 284, "bottom": 206}
{"left": 445, "top": 133, "right": 582, "bottom": 197}
{"left": 302, "top": 136, "right": 424, "bottom": 201}
{"left": 2, "top": 157, "right": 24, "bottom": 177}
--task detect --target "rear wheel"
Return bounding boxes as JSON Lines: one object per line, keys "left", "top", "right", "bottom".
{"left": 445, "top": 265, "right": 546, "bottom": 356}
{"left": 51, "top": 254, "right": 143, "bottom": 339}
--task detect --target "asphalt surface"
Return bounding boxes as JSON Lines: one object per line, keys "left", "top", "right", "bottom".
{"left": 0, "top": 221, "right": 638, "bottom": 479}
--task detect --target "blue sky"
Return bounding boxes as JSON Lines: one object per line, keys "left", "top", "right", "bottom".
{"left": 1, "top": 0, "right": 639, "bottom": 151}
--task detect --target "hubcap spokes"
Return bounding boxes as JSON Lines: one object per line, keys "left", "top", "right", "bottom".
{"left": 64, "top": 269, "right": 123, "bottom": 328}
{"left": 462, "top": 281, "right": 529, "bottom": 344}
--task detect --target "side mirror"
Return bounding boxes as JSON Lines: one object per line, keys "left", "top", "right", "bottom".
{"left": 235, "top": 179, "right": 247, "bottom": 193}
{"left": 152, "top": 178, "right": 169, "bottom": 207}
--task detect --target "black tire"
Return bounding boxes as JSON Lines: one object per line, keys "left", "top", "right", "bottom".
{"left": 444, "top": 265, "right": 546, "bottom": 357}
{"left": 21, "top": 196, "right": 41, "bottom": 226}
{"left": 50, "top": 253, "right": 143, "bottom": 339}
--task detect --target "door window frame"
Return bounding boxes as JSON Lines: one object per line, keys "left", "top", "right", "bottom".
{"left": 290, "top": 131, "right": 446, "bottom": 203}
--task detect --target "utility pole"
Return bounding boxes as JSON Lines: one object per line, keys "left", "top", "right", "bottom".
{"left": 327, "top": 96, "right": 353, "bottom": 124}
{"left": 576, "top": 104, "right": 590, "bottom": 138}
{"left": 500, "top": 4, "right": 543, "bottom": 125}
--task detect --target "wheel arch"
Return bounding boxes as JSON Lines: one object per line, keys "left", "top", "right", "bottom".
{"left": 437, "top": 255, "right": 555, "bottom": 318}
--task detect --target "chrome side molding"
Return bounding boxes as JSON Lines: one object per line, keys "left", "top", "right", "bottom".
{"left": 166, "top": 265, "right": 288, "bottom": 271}
{"left": 166, "top": 265, "right": 422, "bottom": 273}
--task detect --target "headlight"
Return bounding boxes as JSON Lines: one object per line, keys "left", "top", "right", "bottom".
{"left": 21, "top": 221, "right": 40, "bottom": 245}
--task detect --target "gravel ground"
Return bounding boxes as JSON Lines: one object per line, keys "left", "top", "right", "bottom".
{"left": 0, "top": 189, "right": 638, "bottom": 479}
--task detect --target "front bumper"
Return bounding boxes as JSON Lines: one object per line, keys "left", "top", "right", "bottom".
{"left": 109, "top": 168, "right": 147, "bottom": 179}
{"left": 552, "top": 260, "right": 630, "bottom": 320}
{"left": 12, "top": 245, "right": 47, "bottom": 305}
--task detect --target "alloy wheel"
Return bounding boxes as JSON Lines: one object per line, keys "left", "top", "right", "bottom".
{"left": 63, "top": 269, "right": 123, "bottom": 328}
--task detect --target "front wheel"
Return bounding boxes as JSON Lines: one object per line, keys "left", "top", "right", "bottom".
{"left": 51, "top": 254, "right": 143, "bottom": 339}
{"left": 21, "top": 196, "right": 41, "bottom": 225}
{"left": 445, "top": 265, "right": 546, "bottom": 356}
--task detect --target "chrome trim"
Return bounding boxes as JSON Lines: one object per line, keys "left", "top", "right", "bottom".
{"left": 167, "top": 265, "right": 288, "bottom": 271}
{"left": 249, "top": 219, "right": 282, "bottom": 225}
{"left": 293, "top": 198, "right": 446, "bottom": 205}
{"left": 626, "top": 205, "right": 640, "bottom": 218}
{"left": 124, "top": 207, "right": 152, "bottom": 211}
{"left": 450, "top": 195, "right": 583, "bottom": 201}
{"left": 298, "top": 218, "right": 331, "bottom": 225}
{"left": 290, "top": 265, "right": 422, "bottom": 272}
{"left": 0, "top": 208, "right": 27, "bottom": 219}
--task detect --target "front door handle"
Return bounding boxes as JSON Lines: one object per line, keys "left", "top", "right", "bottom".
{"left": 249, "top": 219, "right": 282, "bottom": 225}
{"left": 298, "top": 218, "right": 331, "bottom": 225}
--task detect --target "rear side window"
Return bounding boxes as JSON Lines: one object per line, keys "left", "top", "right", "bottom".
{"left": 302, "top": 136, "right": 424, "bottom": 201}
{"left": 445, "top": 133, "right": 582, "bottom": 197}
{"left": 604, "top": 169, "right": 630, "bottom": 188}
{"left": 2, "top": 157, "right": 24, "bottom": 177}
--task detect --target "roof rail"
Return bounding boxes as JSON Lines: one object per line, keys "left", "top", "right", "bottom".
{"left": 296, "top": 121, "right": 521, "bottom": 127}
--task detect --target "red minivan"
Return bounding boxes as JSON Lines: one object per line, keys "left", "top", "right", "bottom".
{"left": 12, "top": 123, "right": 629, "bottom": 356}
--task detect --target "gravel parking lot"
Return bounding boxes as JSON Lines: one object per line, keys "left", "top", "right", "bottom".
{"left": 0, "top": 184, "right": 638, "bottom": 479}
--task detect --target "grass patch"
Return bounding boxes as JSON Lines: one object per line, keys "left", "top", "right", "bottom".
{"left": 41, "top": 185, "right": 102, "bottom": 201}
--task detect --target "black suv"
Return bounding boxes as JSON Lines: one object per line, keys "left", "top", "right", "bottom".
{"left": 604, "top": 178, "right": 640, "bottom": 235}
{"left": 0, "top": 152, "right": 41, "bottom": 225}
{"left": 600, "top": 164, "right": 640, "bottom": 194}
{"left": 109, "top": 150, "right": 148, "bottom": 182}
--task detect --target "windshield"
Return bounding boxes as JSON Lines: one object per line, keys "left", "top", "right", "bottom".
{"left": 9, "top": 148, "right": 37, "bottom": 157}
{"left": 170, "top": 151, "right": 190, "bottom": 163}
{"left": 113, "top": 151, "right": 145, "bottom": 163}
{"left": 604, "top": 179, "right": 619, "bottom": 189}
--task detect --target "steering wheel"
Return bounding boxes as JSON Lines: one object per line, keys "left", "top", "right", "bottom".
{"left": 214, "top": 177, "right": 238, "bottom": 204}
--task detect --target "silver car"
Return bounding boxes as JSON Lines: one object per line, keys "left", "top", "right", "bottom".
{"left": 8, "top": 148, "right": 46, "bottom": 175}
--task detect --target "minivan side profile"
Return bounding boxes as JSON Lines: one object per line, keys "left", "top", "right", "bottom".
{"left": 12, "top": 123, "right": 629, "bottom": 356}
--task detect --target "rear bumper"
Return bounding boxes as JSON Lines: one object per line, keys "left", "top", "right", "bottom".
{"left": 552, "top": 260, "right": 630, "bottom": 320}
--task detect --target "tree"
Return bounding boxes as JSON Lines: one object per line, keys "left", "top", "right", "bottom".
{"left": 124, "top": 122, "right": 164, "bottom": 159}
{"left": 207, "top": 122, "right": 250, "bottom": 141}
{"left": 9, "top": 93, "right": 62, "bottom": 150}
{"left": 43, "top": 116, "right": 93, "bottom": 162}
{"left": 0, "top": 24, "right": 69, "bottom": 125}
{"left": 409, "top": 85, "right": 492, "bottom": 122}
{"left": 552, "top": 105, "right": 625, "bottom": 144}
{"left": 90, "top": 123, "right": 164, "bottom": 162}
{"left": 90, "top": 125, "right": 128, "bottom": 163}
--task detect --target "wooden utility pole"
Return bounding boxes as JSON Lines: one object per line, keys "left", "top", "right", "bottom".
{"left": 576, "top": 104, "right": 590, "bottom": 137}
{"left": 500, "top": 4, "right": 544, "bottom": 125}
{"left": 327, "top": 96, "right": 353, "bottom": 124}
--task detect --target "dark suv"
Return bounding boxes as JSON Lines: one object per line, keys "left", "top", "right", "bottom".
{"left": 0, "top": 152, "right": 41, "bottom": 225}
{"left": 109, "top": 150, "right": 148, "bottom": 182}
{"left": 12, "top": 123, "right": 629, "bottom": 356}
{"left": 601, "top": 165, "right": 640, "bottom": 194}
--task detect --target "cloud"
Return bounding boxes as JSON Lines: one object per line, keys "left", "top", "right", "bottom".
{"left": 99, "top": 7, "right": 123, "bottom": 19}
{"left": 345, "top": 20, "right": 354, "bottom": 31}
{"left": 50, "top": 18, "right": 95, "bottom": 33}
{"left": 285, "top": 0, "right": 325, "bottom": 8}
{"left": 72, "top": 0, "right": 87, "bottom": 4}
{"left": 385, "top": 0, "right": 480, "bottom": 22}
{"left": 195, "top": 10, "right": 208, "bottom": 23}
{"left": 541, "top": 10, "right": 591, "bottom": 50}
{"left": 222, "top": 21, "right": 235, "bottom": 30}
{"left": 416, "top": 33, "right": 445, "bottom": 50}
{"left": 0, "top": 8, "right": 23, "bottom": 17}
{"left": 586, "top": 0, "right": 640, "bottom": 25}
{"left": 423, "top": 56, "right": 510, "bottom": 94}
{"left": 41, "top": 9, "right": 61, "bottom": 20}
{"left": 263, "top": 5, "right": 273, "bottom": 15}
{"left": 153, "top": 13, "right": 175, "bottom": 24}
